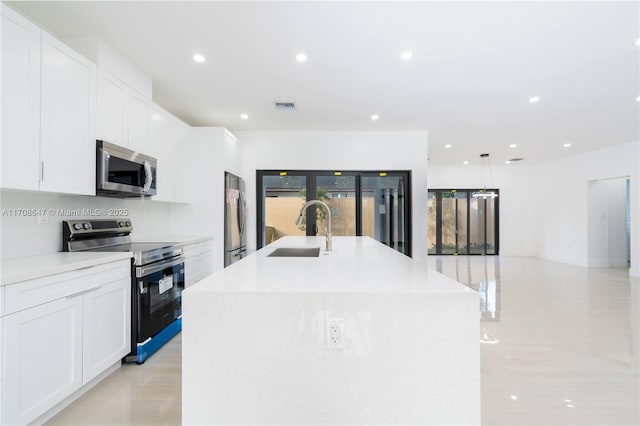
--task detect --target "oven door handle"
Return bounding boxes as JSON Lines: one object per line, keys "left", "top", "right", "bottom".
{"left": 136, "top": 255, "right": 185, "bottom": 277}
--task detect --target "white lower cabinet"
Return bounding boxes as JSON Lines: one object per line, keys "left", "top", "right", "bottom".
{"left": 82, "top": 278, "right": 131, "bottom": 384}
{"left": 0, "top": 259, "right": 131, "bottom": 425}
{"left": 184, "top": 240, "right": 214, "bottom": 288}
{"left": 2, "top": 296, "right": 84, "bottom": 425}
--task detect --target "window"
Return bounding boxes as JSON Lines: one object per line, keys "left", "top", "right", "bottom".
{"left": 257, "top": 170, "right": 412, "bottom": 256}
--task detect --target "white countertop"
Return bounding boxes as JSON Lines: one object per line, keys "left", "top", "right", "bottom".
{"left": 0, "top": 252, "right": 133, "bottom": 286}
{"left": 182, "top": 236, "right": 480, "bottom": 425}
{"left": 132, "top": 235, "right": 212, "bottom": 245}
{"left": 188, "top": 236, "right": 472, "bottom": 294}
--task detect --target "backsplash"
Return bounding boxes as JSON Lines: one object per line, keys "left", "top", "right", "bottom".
{"left": 1, "top": 190, "right": 172, "bottom": 259}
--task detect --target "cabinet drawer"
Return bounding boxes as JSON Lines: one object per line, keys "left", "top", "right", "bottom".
{"left": 182, "top": 240, "right": 213, "bottom": 258}
{"left": 185, "top": 255, "right": 213, "bottom": 288}
{"left": 2, "top": 259, "right": 130, "bottom": 316}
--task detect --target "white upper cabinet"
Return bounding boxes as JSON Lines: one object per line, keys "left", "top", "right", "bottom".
{"left": 1, "top": 5, "right": 96, "bottom": 196}
{"left": 96, "top": 70, "right": 151, "bottom": 154}
{"left": 1, "top": 5, "right": 41, "bottom": 190}
{"left": 150, "top": 104, "right": 191, "bottom": 202}
{"left": 128, "top": 90, "right": 151, "bottom": 153}
{"left": 40, "top": 31, "right": 96, "bottom": 195}
{"left": 97, "top": 71, "right": 128, "bottom": 146}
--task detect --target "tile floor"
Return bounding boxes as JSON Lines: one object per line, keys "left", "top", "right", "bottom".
{"left": 46, "top": 256, "right": 639, "bottom": 425}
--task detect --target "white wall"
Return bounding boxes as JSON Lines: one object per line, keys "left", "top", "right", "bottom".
{"left": 0, "top": 190, "right": 171, "bottom": 259}
{"left": 429, "top": 141, "right": 639, "bottom": 277}
{"left": 234, "top": 131, "right": 429, "bottom": 260}
{"left": 427, "top": 163, "right": 537, "bottom": 257}
{"left": 533, "top": 142, "right": 639, "bottom": 276}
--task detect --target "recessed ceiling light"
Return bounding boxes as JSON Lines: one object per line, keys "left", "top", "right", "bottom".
{"left": 636, "top": 38, "right": 640, "bottom": 46}
{"left": 563, "top": 143, "right": 572, "bottom": 148}
{"left": 636, "top": 96, "right": 640, "bottom": 102}
{"left": 463, "top": 161, "right": 469, "bottom": 165}
{"left": 193, "top": 54, "right": 205, "bottom": 63}
{"left": 400, "top": 51, "right": 413, "bottom": 60}
{"left": 529, "top": 96, "right": 540, "bottom": 103}
{"left": 510, "top": 395, "right": 518, "bottom": 401}
{"left": 509, "top": 143, "right": 517, "bottom": 148}
{"left": 296, "top": 53, "right": 307, "bottom": 62}
{"left": 445, "top": 144, "right": 452, "bottom": 148}
{"left": 240, "top": 114, "right": 248, "bottom": 120}
{"left": 505, "top": 160, "right": 511, "bottom": 164}
{"left": 371, "top": 114, "right": 379, "bottom": 121}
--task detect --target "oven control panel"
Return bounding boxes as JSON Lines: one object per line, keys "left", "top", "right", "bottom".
{"left": 63, "top": 218, "right": 133, "bottom": 244}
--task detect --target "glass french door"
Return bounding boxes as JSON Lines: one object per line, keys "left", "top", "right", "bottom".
{"left": 428, "top": 189, "right": 499, "bottom": 255}
{"left": 314, "top": 173, "right": 358, "bottom": 237}
{"left": 361, "top": 174, "right": 408, "bottom": 255}
{"left": 257, "top": 170, "right": 411, "bottom": 256}
{"left": 260, "top": 173, "right": 307, "bottom": 246}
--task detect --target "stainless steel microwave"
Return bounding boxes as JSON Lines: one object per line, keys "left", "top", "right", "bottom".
{"left": 96, "top": 140, "right": 157, "bottom": 198}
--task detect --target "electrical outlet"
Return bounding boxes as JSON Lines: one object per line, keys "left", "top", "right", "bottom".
{"left": 326, "top": 318, "right": 344, "bottom": 349}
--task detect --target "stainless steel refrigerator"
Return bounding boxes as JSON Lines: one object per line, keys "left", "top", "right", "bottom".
{"left": 224, "top": 172, "right": 247, "bottom": 266}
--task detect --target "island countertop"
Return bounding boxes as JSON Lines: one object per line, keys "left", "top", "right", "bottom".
{"left": 187, "top": 236, "right": 473, "bottom": 295}
{"left": 183, "top": 236, "right": 480, "bottom": 425}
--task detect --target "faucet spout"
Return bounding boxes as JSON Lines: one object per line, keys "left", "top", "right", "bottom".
{"left": 295, "top": 200, "right": 332, "bottom": 251}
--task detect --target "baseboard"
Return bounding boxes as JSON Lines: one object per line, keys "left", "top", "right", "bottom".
{"left": 588, "top": 258, "right": 611, "bottom": 268}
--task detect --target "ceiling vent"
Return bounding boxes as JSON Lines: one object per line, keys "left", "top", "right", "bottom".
{"left": 508, "top": 158, "right": 525, "bottom": 162}
{"left": 273, "top": 101, "right": 296, "bottom": 110}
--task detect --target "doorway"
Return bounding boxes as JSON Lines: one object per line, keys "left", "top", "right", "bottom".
{"left": 587, "top": 177, "right": 629, "bottom": 268}
{"left": 256, "top": 170, "right": 412, "bottom": 256}
{"left": 428, "top": 189, "right": 499, "bottom": 255}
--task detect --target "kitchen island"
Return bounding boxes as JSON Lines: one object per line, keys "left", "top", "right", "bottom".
{"left": 182, "top": 236, "right": 480, "bottom": 425}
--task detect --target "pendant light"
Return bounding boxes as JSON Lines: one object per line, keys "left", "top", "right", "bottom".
{"left": 472, "top": 153, "right": 498, "bottom": 199}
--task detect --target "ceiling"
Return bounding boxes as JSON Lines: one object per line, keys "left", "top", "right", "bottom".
{"left": 8, "top": 1, "right": 640, "bottom": 166}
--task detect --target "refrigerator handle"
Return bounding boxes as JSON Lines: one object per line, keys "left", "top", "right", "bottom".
{"left": 238, "top": 190, "right": 246, "bottom": 238}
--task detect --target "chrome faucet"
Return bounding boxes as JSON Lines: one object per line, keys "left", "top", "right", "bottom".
{"left": 295, "top": 200, "right": 332, "bottom": 252}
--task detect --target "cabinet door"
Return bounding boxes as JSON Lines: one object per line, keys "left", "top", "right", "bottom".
{"left": 40, "top": 31, "right": 96, "bottom": 195}
{"left": 82, "top": 277, "right": 131, "bottom": 384}
{"left": 149, "top": 105, "right": 174, "bottom": 201}
{"left": 0, "top": 5, "right": 41, "bottom": 190}
{"left": 128, "top": 90, "right": 151, "bottom": 153}
{"left": 1, "top": 296, "right": 83, "bottom": 425}
{"left": 172, "top": 121, "right": 192, "bottom": 203}
{"left": 97, "top": 71, "right": 128, "bottom": 146}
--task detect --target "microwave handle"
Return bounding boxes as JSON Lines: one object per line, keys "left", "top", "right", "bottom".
{"left": 143, "top": 161, "right": 152, "bottom": 193}
{"left": 102, "top": 151, "right": 110, "bottom": 183}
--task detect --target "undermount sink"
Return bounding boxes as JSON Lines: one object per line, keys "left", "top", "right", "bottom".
{"left": 267, "top": 247, "right": 321, "bottom": 257}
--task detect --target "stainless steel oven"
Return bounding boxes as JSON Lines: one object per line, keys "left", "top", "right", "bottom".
{"left": 63, "top": 219, "right": 183, "bottom": 364}
{"left": 134, "top": 253, "right": 184, "bottom": 351}
{"left": 96, "top": 140, "right": 157, "bottom": 198}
